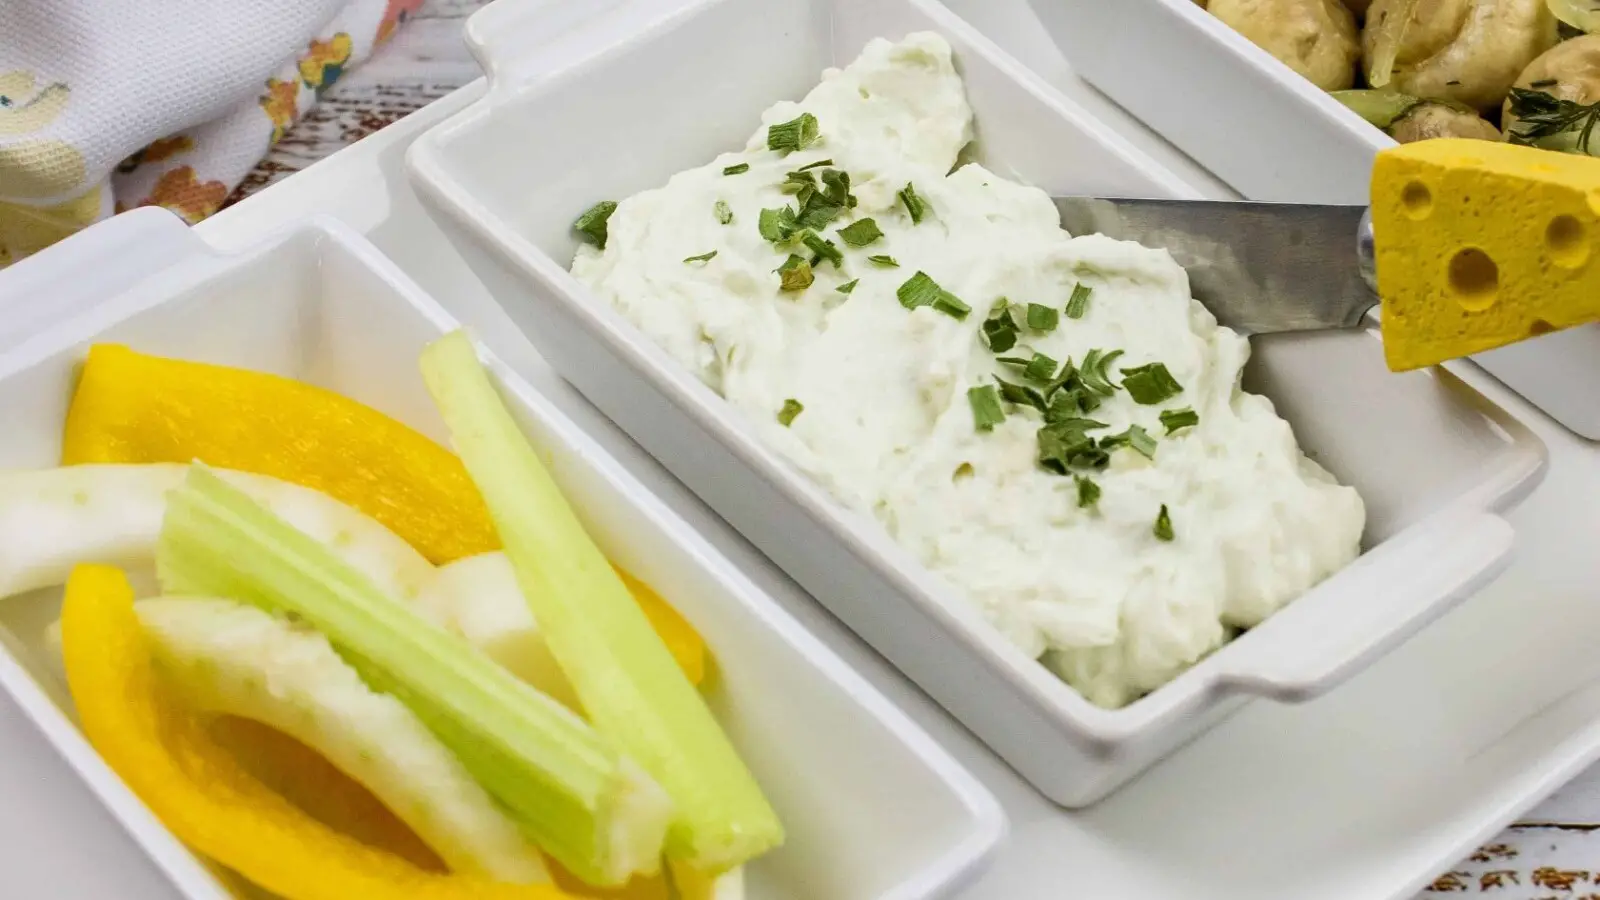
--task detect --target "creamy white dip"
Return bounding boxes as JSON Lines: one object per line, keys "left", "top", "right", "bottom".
{"left": 571, "top": 32, "right": 1365, "bottom": 708}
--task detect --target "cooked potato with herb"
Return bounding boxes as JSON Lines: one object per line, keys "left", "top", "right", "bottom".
{"left": 1502, "top": 34, "right": 1600, "bottom": 153}
{"left": 1363, "top": 0, "right": 1558, "bottom": 110}
{"left": 1389, "top": 100, "right": 1504, "bottom": 139}
{"left": 1210, "top": 0, "right": 1361, "bottom": 90}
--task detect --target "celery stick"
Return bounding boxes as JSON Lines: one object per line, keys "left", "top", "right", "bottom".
{"left": 156, "top": 464, "right": 671, "bottom": 886}
{"left": 419, "top": 330, "right": 783, "bottom": 872}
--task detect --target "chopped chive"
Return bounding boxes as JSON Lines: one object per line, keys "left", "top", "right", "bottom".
{"left": 573, "top": 200, "right": 617, "bottom": 249}
{"left": 836, "top": 218, "right": 884, "bottom": 247}
{"left": 780, "top": 171, "right": 817, "bottom": 198}
{"left": 767, "top": 112, "right": 819, "bottom": 154}
{"left": 1036, "top": 417, "right": 1110, "bottom": 474}
{"left": 1079, "top": 348, "right": 1123, "bottom": 396}
{"left": 1530, "top": 77, "right": 1559, "bottom": 88}
{"left": 722, "top": 162, "right": 750, "bottom": 175}
{"left": 968, "top": 385, "right": 1006, "bottom": 431}
{"left": 777, "top": 399, "right": 804, "bottom": 426}
{"left": 1153, "top": 504, "right": 1174, "bottom": 541}
{"left": 996, "top": 376, "right": 1049, "bottom": 412}
{"left": 714, "top": 200, "right": 733, "bottom": 225}
{"left": 795, "top": 159, "right": 834, "bottom": 171}
{"left": 1065, "top": 283, "right": 1093, "bottom": 319}
{"left": 682, "top": 250, "right": 718, "bottom": 264}
{"left": 1075, "top": 475, "right": 1101, "bottom": 508}
{"left": 800, "top": 230, "right": 843, "bottom": 269}
{"left": 1103, "top": 424, "right": 1157, "bottom": 459}
{"left": 1023, "top": 352, "right": 1058, "bottom": 382}
{"left": 1045, "top": 389, "right": 1084, "bottom": 424}
{"left": 1160, "top": 407, "right": 1199, "bottom": 435}
{"left": 867, "top": 255, "right": 899, "bottom": 267}
{"left": 1121, "top": 362, "right": 1184, "bottom": 405}
{"left": 820, "top": 169, "right": 856, "bottom": 209}
{"left": 759, "top": 207, "right": 789, "bottom": 243}
{"left": 794, "top": 193, "right": 844, "bottom": 231}
{"left": 836, "top": 279, "right": 859, "bottom": 294}
{"left": 902, "top": 180, "right": 928, "bottom": 222}
{"left": 982, "top": 301, "right": 1021, "bottom": 353}
{"left": 1026, "top": 303, "right": 1059, "bottom": 332}
{"left": 898, "top": 182, "right": 926, "bottom": 224}
{"left": 995, "top": 356, "right": 1033, "bottom": 368}
{"left": 896, "top": 271, "right": 968, "bottom": 319}
{"left": 778, "top": 256, "right": 814, "bottom": 292}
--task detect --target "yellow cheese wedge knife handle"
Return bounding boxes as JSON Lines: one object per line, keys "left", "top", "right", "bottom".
{"left": 1053, "top": 138, "right": 1600, "bottom": 372}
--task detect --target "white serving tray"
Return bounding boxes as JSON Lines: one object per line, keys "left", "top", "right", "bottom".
{"left": 3, "top": 13, "right": 1600, "bottom": 900}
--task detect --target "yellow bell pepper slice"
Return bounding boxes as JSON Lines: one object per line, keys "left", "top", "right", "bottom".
{"left": 62, "top": 344, "right": 493, "bottom": 564}
{"left": 60, "top": 564, "right": 570, "bottom": 900}
{"left": 59, "top": 344, "right": 705, "bottom": 682}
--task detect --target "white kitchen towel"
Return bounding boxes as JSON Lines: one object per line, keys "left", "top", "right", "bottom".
{"left": 0, "top": 0, "right": 424, "bottom": 265}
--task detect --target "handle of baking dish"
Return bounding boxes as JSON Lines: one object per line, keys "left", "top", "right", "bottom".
{"left": 0, "top": 207, "right": 207, "bottom": 357}
{"left": 465, "top": 0, "right": 696, "bottom": 93}
{"left": 1214, "top": 510, "right": 1516, "bottom": 700}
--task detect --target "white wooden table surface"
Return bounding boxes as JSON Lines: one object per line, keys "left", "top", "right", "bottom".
{"left": 236, "top": 1, "right": 1600, "bottom": 896}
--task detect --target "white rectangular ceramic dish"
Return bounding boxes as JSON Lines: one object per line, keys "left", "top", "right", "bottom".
{"left": 1024, "top": 0, "right": 1600, "bottom": 441}
{"left": 0, "top": 206, "right": 1004, "bottom": 900}
{"left": 407, "top": 0, "right": 1549, "bottom": 807}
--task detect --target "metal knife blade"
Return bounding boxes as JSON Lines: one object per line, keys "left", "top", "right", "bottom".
{"left": 1053, "top": 197, "right": 1377, "bottom": 336}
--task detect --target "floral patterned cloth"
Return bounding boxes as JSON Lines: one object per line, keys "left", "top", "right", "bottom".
{"left": 0, "top": 0, "right": 424, "bottom": 266}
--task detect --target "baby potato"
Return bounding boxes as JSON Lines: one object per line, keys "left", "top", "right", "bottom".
{"left": 1211, "top": 0, "right": 1362, "bottom": 90}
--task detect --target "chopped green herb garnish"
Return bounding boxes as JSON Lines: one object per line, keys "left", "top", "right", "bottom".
{"left": 794, "top": 192, "right": 844, "bottom": 231}
{"left": 898, "top": 182, "right": 926, "bottom": 224}
{"left": 800, "top": 230, "right": 843, "bottom": 268}
{"left": 714, "top": 200, "right": 733, "bottom": 225}
{"left": 1023, "top": 352, "right": 1058, "bottom": 382}
{"left": 820, "top": 169, "right": 856, "bottom": 209}
{"left": 1506, "top": 87, "right": 1600, "bottom": 154}
{"left": 573, "top": 200, "right": 617, "bottom": 249}
{"left": 1045, "top": 388, "right": 1085, "bottom": 423}
{"left": 1065, "top": 283, "right": 1093, "bottom": 319}
{"left": 1079, "top": 348, "right": 1123, "bottom": 396}
{"left": 1160, "top": 407, "right": 1199, "bottom": 435}
{"left": 836, "top": 218, "right": 884, "bottom": 247}
{"left": 1037, "top": 417, "right": 1110, "bottom": 474}
{"left": 778, "top": 255, "right": 814, "bottom": 292}
{"left": 722, "top": 163, "right": 750, "bottom": 175}
{"left": 781, "top": 171, "right": 818, "bottom": 199}
{"left": 758, "top": 207, "right": 793, "bottom": 243}
{"left": 968, "top": 385, "right": 1006, "bottom": 431}
{"left": 777, "top": 399, "right": 804, "bottom": 426}
{"left": 996, "top": 376, "right": 1049, "bottom": 412}
{"left": 1102, "top": 424, "right": 1157, "bottom": 459}
{"left": 683, "top": 250, "right": 718, "bottom": 264}
{"left": 1027, "top": 303, "right": 1059, "bottom": 332}
{"left": 1153, "top": 504, "right": 1174, "bottom": 542}
{"left": 836, "top": 279, "right": 859, "bottom": 294}
{"left": 767, "top": 112, "right": 819, "bottom": 154}
{"left": 1121, "top": 362, "right": 1184, "bottom": 405}
{"left": 896, "top": 271, "right": 969, "bottom": 319}
{"left": 1530, "top": 78, "right": 1559, "bottom": 88}
{"left": 1075, "top": 475, "right": 1100, "bottom": 508}
{"left": 867, "top": 255, "right": 899, "bottom": 267}
{"left": 795, "top": 159, "right": 834, "bottom": 171}
{"left": 982, "top": 301, "right": 1021, "bottom": 353}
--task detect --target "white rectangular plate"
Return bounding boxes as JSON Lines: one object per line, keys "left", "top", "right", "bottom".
{"left": 3, "top": 8, "right": 1598, "bottom": 898}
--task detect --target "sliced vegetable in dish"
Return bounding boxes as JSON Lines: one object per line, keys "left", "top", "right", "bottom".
{"left": 421, "top": 331, "right": 783, "bottom": 873}
{"left": 61, "top": 564, "right": 569, "bottom": 900}
{"left": 62, "top": 344, "right": 496, "bottom": 563}
{"left": 23, "top": 340, "right": 766, "bottom": 898}
{"left": 157, "top": 464, "right": 675, "bottom": 886}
